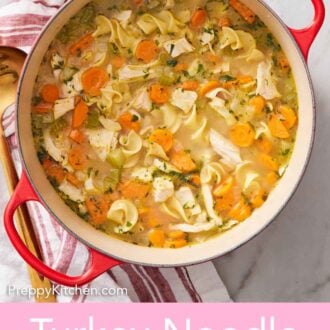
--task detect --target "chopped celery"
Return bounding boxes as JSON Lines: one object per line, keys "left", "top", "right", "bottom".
{"left": 57, "top": 4, "right": 96, "bottom": 44}
{"left": 158, "top": 74, "right": 176, "bottom": 86}
{"left": 42, "top": 112, "right": 55, "bottom": 124}
{"left": 61, "top": 66, "right": 79, "bottom": 83}
{"left": 103, "top": 169, "right": 121, "bottom": 192}
{"left": 31, "top": 115, "right": 44, "bottom": 138}
{"left": 86, "top": 111, "right": 101, "bottom": 129}
{"left": 79, "top": 4, "right": 96, "bottom": 25}
{"left": 159, "top": 52, "right": 170, "bottom": 65}
{"left": 107, "top": 149, "right": 126, "bottom": 168}
{"left": 109, "top": 43, "right": 119, "bottom": 55}
{"left": 50, "top": 117, "right": 68, "bottom": 136}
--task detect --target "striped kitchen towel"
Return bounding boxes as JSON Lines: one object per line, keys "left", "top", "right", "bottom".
{"left": 0, "top": 0, "right": 231, "bottom": 302}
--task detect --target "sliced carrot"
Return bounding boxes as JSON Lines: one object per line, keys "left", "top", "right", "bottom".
{"left": 174, "top": 62, "right": 188, "bottom": 72}
{"left": 47, "top": 166, "right": 66, "bottom": 184}
{"left": 170, "top": 150, "right": 196, "bottom": 173}
{"left": 168, "top": 231, "right": 185, "bottom": 240}
{"left": 66, "top": 173, "right": 83, "bottom": 187}
{"left": 68, "top": 146, "right": 88, "bottom": 170}
{"left": 277, "top": 105, "right": 297, "bottom": 129}
{"left": 148, "top": 229, "right": 165, "bottom": 247}
{"left": 250, "top": 189, "right": 266, "bottom": 208}
{"left": 42, "top": 159, "right": 66, "bottom": 184}
{"left": 111, "top": 55, "right": 126, "bottom": 69}
{"left": 213, "top": 176, "right": 234, "bottom": 198}
{"left": 255, "top": 136, "right": 272, "bottom": 154}
{"left": 266, "top": 171, "right": 278, "bottom": 185}
{"left": 135, "top": 39, "right": 159, "bottom": 63}
{"left": 259, "top": 153, "right": 279, "bottom": 171}
{"left": 33, "top": 102, "right": 53, "bottom": 114}
{"left": 118, "top": 112, "right": 141, "bottom": 132}
{"left": 189, "top": 174, "right": 201, "bottom": 187}
{"left": 149, "top": 128, "right": 174, "bottom": 153}
{"left": 268, "top": 114, "right": 290, "bottom": 139}
{"left": 69, "top": 33, "right": 94, "bottom": 56}
{"left": 214, "top": 178, "right": 237, "bottom": 213}
{"left": 218, "top": 16, "right": 232, "bottom": 27}
{"left": 215, "top": 189, "right": 235, "bottom": 213}
{"left": 81, "top": 67, "right": 109, "bottom": 97}
{"left": 228, "top": 198, "right": 252, "bottom": 221}
{"left": 119, "top": 181, "right": 151, "bottom": 199}
{"left": 149, "top": 83, "right": 170, "bottom": 104}
{"left": 181, "top": 80, "right": 199, "bottom": 91}
{"left": 237, "top": 75, "right": 253, "bottom": 84}
{"left": 74, "top": 95, "right": 82, "bottom": 104}
{"left": 69, "top": 129, "right": 85, "bottom": 144}
{"left": 164, "top": 239, "right": 187, "bottom": 248}
{"left": 229, "top": 122, "right": 255, "bottom": 148}
{"left": 220, "top": 79, "right": 238, "bottom": 89}
{"left": 41, "top": 84, "right": 59, "bottom": 103}
{"left": 134, "top": 0, "right": 143, "bottom": 6}
{"left": 85, "top": 195, "right": 111, "bottom": 226}
{"left": 191, "top": 8, "right": 207, "bottom": 29}
{"left": 199, "top": 81, "right": 221, "bottom": 97}
{"left": 72, "top": 100, "right": 89, "bottom": 129}
{"left": 42, "top": 158, "right": 53, "bottom": 171}
{"left": 249, "top": 95, "right": 266, "bottom": 115}
{"left": 229, "top": 0, "right": 256, "bottom": 24}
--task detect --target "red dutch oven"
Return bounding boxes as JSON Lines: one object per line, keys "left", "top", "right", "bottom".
{"left": 4, "top": 0, "right": 325, "bottom": 287}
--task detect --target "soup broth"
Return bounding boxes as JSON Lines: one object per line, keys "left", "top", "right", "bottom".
{"left": 31, "top": 0, "right": 298, "bottom": 248}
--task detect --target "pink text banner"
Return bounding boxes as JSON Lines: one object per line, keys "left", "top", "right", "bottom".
{"left": 1, "top": 303, "right": 329, "bottom": 330}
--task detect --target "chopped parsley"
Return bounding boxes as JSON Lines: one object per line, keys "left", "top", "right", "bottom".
{"left": 220, "top": 74, "right": 236, "bottom": 82}
{"left": 197, "top": 63, "right": 205, "bottom": 74}
{"left": 131, "top": 115, "right": 139, "bottom": 122}
{"left": 109, "top": 43, "right": 119, "bottom": 55}
{"left": 266, "top": 33, "right": 281, "bottom": 52}
{"left": 167, "top": 59, "right": 178, "bottom": 67}
{"left": 52, "top": 60, "right": 64, "bottom": 70}
{"left": 282, "top": 149, "right": 291, "bottom": 156}
{"left": 37, "top": 147, "right": 48, "bottom": 163}
{"left": 32, "top": 96, "right": 42, "bottom": 106}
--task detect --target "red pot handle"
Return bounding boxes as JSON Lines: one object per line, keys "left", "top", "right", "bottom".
{"left": 289, "top": 0, "right": 325, "bottom": 60}
{"left": 4, "top": 171, "right": 122, "bottom": 287}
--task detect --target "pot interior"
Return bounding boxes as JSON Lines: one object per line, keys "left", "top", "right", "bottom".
{"left": 17, "top": 0, "right": 314, "bottom": 266}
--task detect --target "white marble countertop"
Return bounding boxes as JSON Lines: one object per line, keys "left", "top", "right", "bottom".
{"left": 0, "top": 0, "right": 329, "bottom": 302}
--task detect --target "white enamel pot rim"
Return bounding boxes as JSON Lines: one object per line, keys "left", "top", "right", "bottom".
{"left": 5, "top": 0, "right": 325, "bottom": 285}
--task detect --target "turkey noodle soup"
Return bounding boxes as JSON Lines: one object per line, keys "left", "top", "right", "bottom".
{"left": 31, "top": 0, "right": 298, "bottom": 248}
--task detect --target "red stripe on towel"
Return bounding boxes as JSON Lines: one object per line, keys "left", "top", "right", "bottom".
{"left": 143, "top": 267, "right": 177, "bottom": 302}
{"left": 120, "top": 265, "right": 155, "bottom": 302}
{"left": 175, "top": 268, "right": 202, "bottom": 302}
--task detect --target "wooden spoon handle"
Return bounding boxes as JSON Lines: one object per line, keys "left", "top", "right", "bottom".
{"left": 0, "top": 47, "right": 56, "bottom": 302}
{"left": 0, "top": 132, "right": 57, "bottom": 302}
